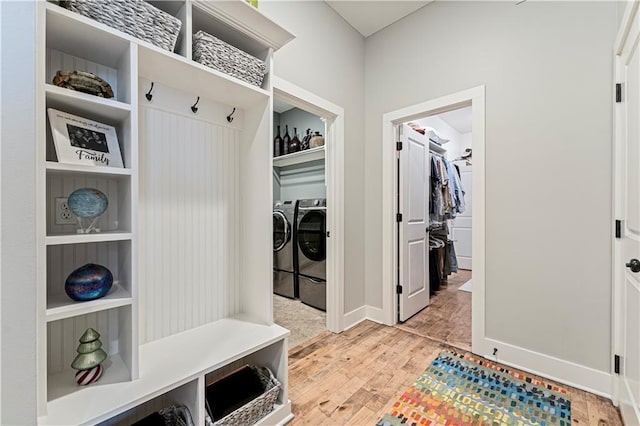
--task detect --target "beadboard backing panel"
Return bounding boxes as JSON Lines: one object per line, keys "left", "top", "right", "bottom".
{"left": 139, "top": 106, "right": 239, "bottom": 344}
{"left": 46, "top": 241, "right": 132, "bottom": 305}
{"left": 46, "top": 48, "right": 123, "bottom": 101}
{"left": 46, "top": 173, "right": 129, "bottom": 235}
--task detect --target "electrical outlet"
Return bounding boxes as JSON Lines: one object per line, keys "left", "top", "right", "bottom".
{"left": 55, "top": 198, "right": 76, "bottom": 225}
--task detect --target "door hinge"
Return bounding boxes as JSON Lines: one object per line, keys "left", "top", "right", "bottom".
{"left": 396, "top": 285, "right": 403, "bottom": 294}
{"left": 396, "top": 213, "right": 403, "bottom": 222}
{"left": 615, "top": 354, "right": 621, "bottom": 374}
{"left": 616, "top": 83, "right": 622, "bottom": 103}
{"left": 396, "top": 141, "right": 403, "bottom": 151}
{"left": 616, "top": 220, "right": 622, "bottom": 239}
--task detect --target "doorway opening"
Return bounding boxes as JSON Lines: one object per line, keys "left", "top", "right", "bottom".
{"left": 271, "top": 77, "right": 345, "bottom": 349}
{"left": 395, "top": 108, "right": 474, "bottom": 351}
{"left": 381, "top": 86, "right": 485, "bottom": 354}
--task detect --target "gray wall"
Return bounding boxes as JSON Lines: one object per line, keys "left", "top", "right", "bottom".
{"left": 364, "top": 1, "right": 617, "bottom": 372}
{"left": 261, "top": 1, "right": 366, "bottom": 313}
{"left": 1, "top": 2, "right": 38, "bottom": 423}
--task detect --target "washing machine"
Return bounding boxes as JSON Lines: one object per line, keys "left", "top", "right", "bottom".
{"left": 273, "top": 200, "right": 297, "bottom": 298}
{"left": 295, "top": 199, "right": 326, "bottom": 311}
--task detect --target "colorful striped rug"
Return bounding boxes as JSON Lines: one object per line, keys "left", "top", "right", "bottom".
{"left": 376, "top": 351, "right": 571, "bottom": 426}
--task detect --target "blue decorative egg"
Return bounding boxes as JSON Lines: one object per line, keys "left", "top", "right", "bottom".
{"left": 65, "top": 263, "right": 113, "bottom": 301}
{"left": 67, "top": 188, "right": 108, "bottom": 218}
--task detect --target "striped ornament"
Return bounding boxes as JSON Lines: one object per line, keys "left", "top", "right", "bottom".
{"left": 75, "top": 364, "right": 103, "bottom": 386}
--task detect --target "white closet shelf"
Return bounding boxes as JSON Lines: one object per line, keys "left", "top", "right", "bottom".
{"left": 46, "top": 285, "right": 133, "bottom": 322}
{"left": 46, "top": 232, "right": 133, "bottom": 246}
{"left": 45, "top": 84, "right": 131, "bottom": 122}
{"left": 138, "top": 44, "right": 269, "bottom": 110}
{"left": 273, "top": 146, "right": 325, "bottom": 168}
{"left": 46, "top": 161, "right": 133, "bottom": 177}
{"left": 39, "top": 317, "right": 289, "bottom": 425}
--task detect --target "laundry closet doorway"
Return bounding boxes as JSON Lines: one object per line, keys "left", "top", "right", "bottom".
{"left": 271, "top": 77, "right": 345, "bottom": 343}
{"left": 381, "top": 86, "right": 486, "bottom": 354}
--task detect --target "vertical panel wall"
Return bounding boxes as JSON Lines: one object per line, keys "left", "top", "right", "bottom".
{"left": 138, "top": 83, "right": 241, "bottom": 343}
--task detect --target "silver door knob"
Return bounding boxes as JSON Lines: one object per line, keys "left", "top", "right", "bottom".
{"left": 626, "top": 259, "right": 640, "bottom": 273}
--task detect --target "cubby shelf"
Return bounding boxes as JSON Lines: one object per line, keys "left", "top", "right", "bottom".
{"left": 46, "top": 161, "right": 133, "bottom": 177}
{"left": 273, "top": 146, "right": 325, "bottom": 168}
{"left": 45, "top": 232, "right": 133, "bottom": 245}
{"left": 47, "top": 353, "right": 132, "bottom": 403}
{"left": 45, "top": 84, "right": 131, "bottom": 122}
{"left": 39, "top": 318, "right": 289, "bottom": 425}
{"left": 46, "top": 285, "right": 133, "bottom": 322}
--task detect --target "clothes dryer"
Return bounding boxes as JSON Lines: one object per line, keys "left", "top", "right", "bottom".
{"left": 273, "top": 200, "right": 297, "bottom": 298}
{"left": 295, "top": 199, "right": 326, "bottom": 311}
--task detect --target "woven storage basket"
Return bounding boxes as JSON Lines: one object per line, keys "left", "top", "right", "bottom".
{"left": 193, "top": 30, "right": 266, "bottom": 87}
{"left": 207, "top": 366, "right": 280, "bottom": 426}
{"left": 59, "top": 0, "right": 182, "bottom": 52}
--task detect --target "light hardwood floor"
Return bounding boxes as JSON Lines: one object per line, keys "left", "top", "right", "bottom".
{"left": 396, "top": 270, "right": 472, "bottom": 351}
{"left": 287, "top": 284, "right": 623, "bottom": 425}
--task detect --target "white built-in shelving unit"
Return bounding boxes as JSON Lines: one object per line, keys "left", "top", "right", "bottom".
{"left": 36, "top": 1, "right": 294, "bottom": 424}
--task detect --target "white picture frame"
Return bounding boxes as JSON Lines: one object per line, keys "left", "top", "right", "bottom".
{"left": 47, "top": 108, "right": 124, "bottom": 168}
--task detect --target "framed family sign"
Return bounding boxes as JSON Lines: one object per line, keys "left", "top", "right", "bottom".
{"left": 47, "top": 108, "right": 124, "bottom": 168}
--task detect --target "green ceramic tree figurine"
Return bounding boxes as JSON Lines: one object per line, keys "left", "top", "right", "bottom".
{"left": 71, "top": 327, "right": 107, "bottom": 386}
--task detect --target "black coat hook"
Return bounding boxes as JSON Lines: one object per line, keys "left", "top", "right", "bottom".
{"left": 191, "top": 96, "right": 200, "bottom": 113}
{"left": 227, "top": 107, "right": 236, "bottom": 123}
{"left": 145, "top": 82, "right": 154, "bottom": 101}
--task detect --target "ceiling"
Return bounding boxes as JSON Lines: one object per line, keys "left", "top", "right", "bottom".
{"left": 438, "top": 106, "right": 472, "bottom": 134}
{"left": 325, "top": 1, "right": 432, "bottom": 37}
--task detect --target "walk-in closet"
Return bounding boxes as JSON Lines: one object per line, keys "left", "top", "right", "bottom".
{"left": 397, "top": 106, "right": 473, "bottom": 350}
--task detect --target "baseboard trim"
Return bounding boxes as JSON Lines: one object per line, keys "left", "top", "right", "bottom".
{"left": 343, "top": 305, "right": 387, "bottom": 331}
{"left": 343, "top": 306, "right": 367, "bottom": 330}
{"left": 481, "top": 338, "right": 612, "bottom": 398}
{"left": 366, "top": 306, "right": 386, "bottom": 324}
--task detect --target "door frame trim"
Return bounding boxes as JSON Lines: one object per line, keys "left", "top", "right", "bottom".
{"left": 381, "top": 85, "right": 485, "bottom": 353}
{"left": 272, "top": 76, "right": 345, "bottom": 333}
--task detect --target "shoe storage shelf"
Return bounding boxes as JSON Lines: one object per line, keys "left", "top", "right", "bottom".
{"left": 35, "top": 1, "right": 294, "bottom": 424}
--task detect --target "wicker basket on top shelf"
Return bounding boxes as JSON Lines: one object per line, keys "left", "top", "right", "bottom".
{"left": 59, "top": 0, "right": 182, "bottom": 52}
{"left": 193, "top": 30, "right": 267, "bottom": 87}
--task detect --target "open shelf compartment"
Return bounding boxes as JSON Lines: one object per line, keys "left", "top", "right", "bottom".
{"left": 98, "top": 378, "right": 201, "bottom": 426}
{"left": 46, "top": 170, "right": 132, "bottom": 236}
{"left": 46, "top": 240, "right": 133, "bottom": 319}
{"left": 46, "top": 4, "right": 134, "bottom": 104}
{"left": 46, "top": 305, "right": 135, "bottom": 403}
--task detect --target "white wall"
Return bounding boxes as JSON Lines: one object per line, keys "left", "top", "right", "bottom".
{"left": 1, "top": 2, "right": 38, "bottom": 423}
{"left": 365, "top": 1, "right": 617, "bottom": 373}
{"left": 260, "top": 1, "right": 366, "bottom": 312}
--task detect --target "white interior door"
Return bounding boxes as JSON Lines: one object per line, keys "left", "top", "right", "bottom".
{"left": 615, "top": 4, "right": 640, "bottom": 423}
{"left": 398, "top": 124, "right": 430, "bottom": 322}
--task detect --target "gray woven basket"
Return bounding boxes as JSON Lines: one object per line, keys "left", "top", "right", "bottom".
{"left": 209, "top": 366, "right": 280, "bottom": 426}
{"left": 193, "top": 30, "right": 266, "bottom": 87}
{"left": 59, "top": 0, "right": 182, "bottom": 52}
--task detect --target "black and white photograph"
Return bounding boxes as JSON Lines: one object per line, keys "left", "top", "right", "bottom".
{"left": 67, "top": 124, "right": 110, "bottom": 153}
{"left": 47, "top": 108, "right": 123, "bottom": 168}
